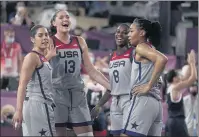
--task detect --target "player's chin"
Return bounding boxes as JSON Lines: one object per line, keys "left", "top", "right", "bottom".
{"left": 62, "top": 28, "right": 70, "bottom": 33}
{"left": 40, "top": 45, "right": 48, "bottom": 49}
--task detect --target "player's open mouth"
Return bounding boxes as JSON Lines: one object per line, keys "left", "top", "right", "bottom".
{"left": 42, "top": 42, "right": 48, "bottom": 44}
{"left": 117, "top": 38, "right": 123, "bottom": 42}
{"left": 62, "top": 23, "right": 69, "bottom": 28}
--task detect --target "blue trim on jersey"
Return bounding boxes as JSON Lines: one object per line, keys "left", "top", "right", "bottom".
{"left": 55, "top": 122, "right": 68, "bottom": 127}
{"left": 67, "top": 121, "right": 93, "bottom": 127}
{"left": 133, "top": 59, "right": 142, "bottom": 81}
{"left": 123, "top": 95, "right": 137, "bottom": 133}
{"left": 121, "top": 129, "right": 146, "bottom": 136}
{"left": 110, "top": 130, "right": 122, "bottom": 135}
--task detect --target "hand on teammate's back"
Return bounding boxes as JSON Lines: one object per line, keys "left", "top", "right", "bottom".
{"left": 12, "top": 111, "right": 23, "bottom": 130}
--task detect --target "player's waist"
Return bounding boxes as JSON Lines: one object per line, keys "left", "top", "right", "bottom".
{"left": 24, "top": 95, "right": 54, "bottom": 106}
{"left": 111, "top": 88, "right": 131, "bottom": 96}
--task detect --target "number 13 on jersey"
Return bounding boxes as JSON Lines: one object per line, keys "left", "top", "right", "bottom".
{"left": 65, "top": 60, "right": 75, "bottom": 73}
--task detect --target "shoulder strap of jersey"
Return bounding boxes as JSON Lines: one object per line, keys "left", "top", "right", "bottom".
{"left": 108, "top": 50, "right": 115, "bottom": 63}
{"left": 73, "top": 36, "right": 83, "bottom": 54}
{"left": 51, "top": 36, "right": 56, "bottom": 48}
{"left": 30, "top": 51, "right": 44, "bottom": 69}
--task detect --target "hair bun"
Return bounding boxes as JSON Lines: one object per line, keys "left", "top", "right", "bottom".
{"left": 30, "top": 22, "right": 35, "bottom": 30}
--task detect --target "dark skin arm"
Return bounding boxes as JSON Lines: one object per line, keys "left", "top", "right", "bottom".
{"left": 133, "top": 43, "right": 168, "bottom": 94}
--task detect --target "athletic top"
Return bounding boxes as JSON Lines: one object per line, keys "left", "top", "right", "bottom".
{"left": 167, "top": 85, "right": 185, "bottom": 118}
{"left": 50, "top": 35, "right": 84, "bottom": 91}
{"left": 26, "top": 51, "right": 54, "bottom": 102}
{"left": 130, "top": 43, "right": 161, "bottom": 100}
{"left": 109, "top": 47, "right": 134, "bottom": 96}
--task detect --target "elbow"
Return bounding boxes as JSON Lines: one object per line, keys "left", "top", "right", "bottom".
{"left": 159, "top": 56, "right": 168, "bottom": 66}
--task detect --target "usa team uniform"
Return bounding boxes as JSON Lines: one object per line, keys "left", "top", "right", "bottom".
{"left": 122, "top": 44, "right": 163, "bottom": 136}
{"left": 50, "top": 36, "right": 92, "bottom": 128}
{"left": 23, "top": 51, "right": 56, "bottom": 136}
{"left": 108, "top": 47, "right": 134, "bottom": 135}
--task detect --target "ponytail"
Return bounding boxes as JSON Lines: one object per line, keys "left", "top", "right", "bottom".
{"left": 149, "top": 22, "right": 162, "bottom": 48}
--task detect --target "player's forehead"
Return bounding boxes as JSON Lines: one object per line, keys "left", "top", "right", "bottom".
{"left": 130, "top": 24, "right": 137, "bottom": 30}
{"left": 35, "top": 27, "right": 48, "bottom": 35}
{"left": 117, "top": 25, "right": 128, "bottom": 32}
{"left": 56, "top": 10, "right": 69, "bottom": 17}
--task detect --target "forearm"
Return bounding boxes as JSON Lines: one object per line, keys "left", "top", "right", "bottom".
{"left": 148, "top": 58, "right": 167, "bottom": 87}
{"left": 16, "top": 86, "right": 26, "bottom": 112}
{"left": 88, "top": 69, "right": 111, "bottom": 90}
{"left": 25, "top": 16, "right": 32, "bottom": 26}
{"left": 96, "top": 91, "right": 112, "bottom": 107}
{"left": 189, "top": 63, "right": 197, "bottom": 82}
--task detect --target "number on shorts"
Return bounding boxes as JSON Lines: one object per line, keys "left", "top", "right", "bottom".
{"left": 65, "top": 60, "right": 75, "bottom": 73}
{"left": 113, "top": 70, "right": 119, "bottom": 83}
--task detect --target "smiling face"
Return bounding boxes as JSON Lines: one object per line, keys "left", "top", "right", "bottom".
{"left": 31, "top": 27, "right": 49, "bottom": 50}
{"left": 115, "top": 24, "right": 129, "bottom": 48}
{"left": 52, "top": 10, "right": 71, "bottom": 34}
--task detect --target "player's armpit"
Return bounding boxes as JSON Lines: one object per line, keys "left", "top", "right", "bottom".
{"left": 77, "top": 36, "right": 111, "bottom": 90}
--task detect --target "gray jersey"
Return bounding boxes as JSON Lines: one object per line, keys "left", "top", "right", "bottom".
{"left": 50, "top": 36, "right": 84, "bottom": 91}
{"left": 109, "top": 47, "right": 134, "bottom": 95}
{"left": 130, "top": 45, "right": 161, "bottom": 100}
{"left": 26, "top": 51, "right": 53, "bottom": 102}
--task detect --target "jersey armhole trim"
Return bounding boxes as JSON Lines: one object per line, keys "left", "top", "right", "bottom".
{"left": 31, "top": 51, "right": 44, "bottom": 70}
{"left": 75, "top": 36, "right": 83, "bottom": 54}
{"left": 108, "top": 51, "right": 114, "bottom": 63}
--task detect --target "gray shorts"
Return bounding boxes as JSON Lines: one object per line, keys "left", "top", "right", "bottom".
{"left": 110, "top": 95, "right": 131, "bottom": 135}
{"left": 122, "top": 95, "right": 163, "bottom": 136}
{"left": 22, "top": 97, "right": 56, "bottom": 136}
{"left": 53, "top": 89, "right": 92, "bottom": 128}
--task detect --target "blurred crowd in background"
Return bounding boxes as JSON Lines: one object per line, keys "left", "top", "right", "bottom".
{"left": 0, "top": 1, "right": 198, "bottom": 136}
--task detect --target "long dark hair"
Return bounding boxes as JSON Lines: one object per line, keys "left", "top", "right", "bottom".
{"left": 50, "top": 10, "right": 63, "bottom": 36}
{"left": 162, "top": 69, "right": 178, "bottom": 101}
{"left": 133, "top": 18, "right": 162, "bottom": 48}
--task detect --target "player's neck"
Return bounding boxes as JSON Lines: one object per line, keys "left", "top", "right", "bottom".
{"left": 116, "top": 46, "right": 127, "bottom": 55}
{"left": 32, "top": 47, "right": 45, "bottom": 55}
{"left": 55, "top": 32, "right": 70, "bottom": 44}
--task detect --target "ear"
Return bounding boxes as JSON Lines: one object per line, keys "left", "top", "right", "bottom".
{"left": 139, "top": 30, "right": 146, "bottom": 37}
{"left": 30, "top": 37, "right": 35, "bottom": 44}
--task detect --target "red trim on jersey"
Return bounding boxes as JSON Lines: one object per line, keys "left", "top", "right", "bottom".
{"left": 110, "top": 47, "right": 134, "bottom": 61}
{"left": 52, "top": 35, "right": 80, "bottom": 50}
{"left": 40, "top": 56, "right": 48, "bottom": 62}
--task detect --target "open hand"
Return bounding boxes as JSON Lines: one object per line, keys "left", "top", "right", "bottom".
{"left": 132, "top": 83, "right": 151, "bottom": 95}
{"left": 90, "top": 105, "right": 102, "bottom": 120}
{"left": 12, "top": 111, "right": 23, "bottom": 130}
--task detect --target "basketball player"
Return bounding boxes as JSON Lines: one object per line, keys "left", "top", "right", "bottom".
{"left": 12, "top": 25, "right": 57, "bottom": 136}
{"left": 164, "top": 50, "right": 197, "bottom": 137}
{"left": 91, "top": 23, "right": 135, "bottom": 136}
{"left": 122, "top": 18, "right": 168, "bottom": 136}
{"left": 47, "top": 10, "right": 110, "bottom": 136}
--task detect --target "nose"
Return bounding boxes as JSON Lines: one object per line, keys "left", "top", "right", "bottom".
{"left": 128, "top": 32, "right": 131, "bottom": 37}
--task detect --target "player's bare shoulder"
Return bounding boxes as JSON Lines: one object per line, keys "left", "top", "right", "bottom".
{"left": 76, "top": 36, "right": 88, "bottom": 52}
